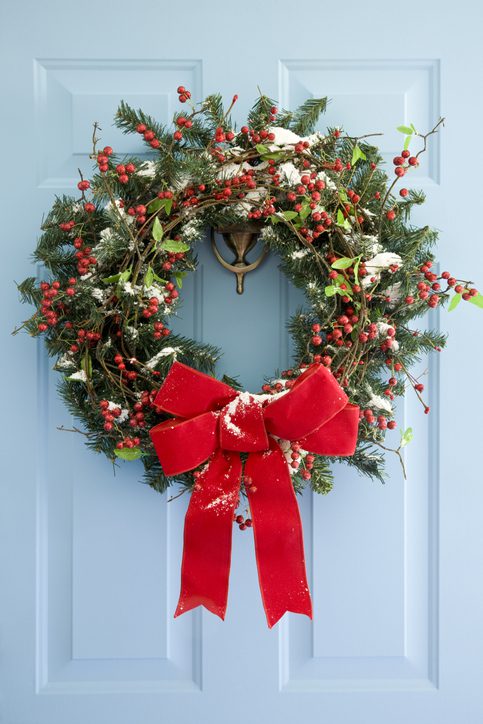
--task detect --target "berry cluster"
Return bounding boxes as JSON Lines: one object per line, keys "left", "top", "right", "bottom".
{"left": 99, "top": 400, "right": 122, "bottom": 432}
{"left": 115, "top": 162, "right": 136, "bottom": 185}
{"left": 73, "top": 236, "right": 97, "bottom": 275}
{"left": 135, "top": 123, "right": 160, "bottom": 149}
{"left": 177, "top": 85, "right": 191, "bottom": 104}
{"left": 96, "top": 145, "right": 113, "bottom": 173}
{"left": 173, "top": 115, "right": 193, "bottom": 142}
{"left": 234, "top": 514, "right": 252, "bottom": 531}
{"left": 153, "top": 321, "right": 170, "bottom": 340}
{"left": 116, "top": 435, "right": 141, "bottom": 450}
{"left": 37, "top": 279, "right": 73, "bottom": 331}
{"left": 70, "top": 327, "right": 101, "bottom": 353}
{"left": 113, "top": 354, "right": 138, "bottom": 382}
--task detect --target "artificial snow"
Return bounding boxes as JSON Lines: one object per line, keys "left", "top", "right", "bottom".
{"left": 107, "top": 400, "right": 129, "bottom": 423}
{"left": 291, "top": 249, "right": 310, "bottom": 260}
{"left": 68, "top": 370, "right": 87, "bottom": 382}
{"left": 137, "top": 161, "right": 156, "bottom": 178}
{"left": 145, "top": 347, "right": 181, "bottom": 368}
{"left": 367, "top": 390, "right": 393, "bottom": 413}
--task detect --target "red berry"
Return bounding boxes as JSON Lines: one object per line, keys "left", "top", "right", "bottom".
{"left": 399, "top": 188, "right": 409, "bottom": 197}
{"left": 386, "top": 210, "right": 396, "bottom": 221}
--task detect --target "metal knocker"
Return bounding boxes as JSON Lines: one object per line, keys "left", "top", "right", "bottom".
{"left": 211, "top": 223, "right": 268, "bottom": 294}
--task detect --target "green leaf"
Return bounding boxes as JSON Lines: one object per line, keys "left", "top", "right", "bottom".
{"left": 174, "top": 271, "right": 186, "bottom": 289}
{"left": 397, "top": 125, "right": 414, "bottom": 135}
{"left": 163, "top": 197, "right": 173, "bottom": 215}
{"left": 269, "top": 214, "right": 280, "bottom": 224}
{"left": 351, "top": 144, "right": 366, "bottom": 166}
{"left": 469, "top": 292, "right": 483, "bottom": 309}
{"left": 260, "top": 151, "right": 286, "bottom": 161}
{"left": 147, "top": 197, "right": 173, "bottom": 216}
{"left": 331, "top": 256, "right": 353, "bottom": 270}
{"left": 299, "top": 203, "right": 312, "bottom": 220}
{"left": 102, "top": 272, "right": 122, "bottom": 284}
{"left": 147, "top": 198, "right": 164, "bottom": 214}
{"left": 144, "top": 266, "right": 154, "bottom": 288}
{"left": 336, "top": 209, "right": 351, "bottom": 230}
{"left": 159, "top": 239, "right": 190, "bottom": 253}
{"left": 400, "top": 427, "right": 414, "bottom": 448}
{"left": 256, "top": 143, "right": 269, "bottom": 155}
{"left": 448, "top": 293, "right": 462, "bottom": 312}
{"left": 282, "top": 210, "right": 299, "bottom": 221}
{"left": 325, "top": 285, "right": 337, "bottom": 297}
{"left": 152, "top": 217, "right": 163, "bottom": 242}
{"left": 114, "top": 447, "right": 144, "bottom": 461}
{"left": 119, "top": 269, "right": 132, "bottom": 283}
{"left": 410, "top": 123, "right": 417, "bottom": 133}
{"left": 404, "top": 135, "right": 412, "bottom": 150}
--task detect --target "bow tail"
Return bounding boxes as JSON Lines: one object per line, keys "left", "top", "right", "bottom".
{"left": 245, "top": 439, "right": 313, "bottom": 628}
{"left": 175, "top": 450, "right": 242, "bottom": 620}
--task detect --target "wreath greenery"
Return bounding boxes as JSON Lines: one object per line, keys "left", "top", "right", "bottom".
{"left": 16, "top": 86, "right": 481, "bottom": 496}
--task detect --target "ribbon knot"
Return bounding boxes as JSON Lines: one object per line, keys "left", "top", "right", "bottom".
{"left": 150, "top": 361, "right": 359, "bottom": 627}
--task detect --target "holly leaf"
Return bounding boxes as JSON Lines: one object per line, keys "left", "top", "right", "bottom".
{"left": 283, "top": 210, "right": 299, "bottom": 221}
{"left": 159, "top": 239, "right": 190, "bottom": 253}
{"left": 261, "top": 151, "right": 286, "bottom": 161}
{"left": 269, "top": 214, "right": 280, "bottom": 224}
{"left": 147, "top": 198, "right": 164, "bottom": 214}
{"left": 400, "top": 427, "right": 414, "bottom": 448}
{"left": 152, "top": 217, "right": 163, "bottom": 242}
{"left": 144, "top": 266, "right": 154, "bottom": 288}
{"left": 351, "top": 144, "right": 366, "bottom": 166}
{"left": 469, "top": 292, "right": 483, "bottom": 309}
{"left": 255, "top": 143, "right": 269, "bottom": 155}
{"left": 114, "top": 447, "right": 144, "bottom": 461}
{"left": 299, "top": 202, "right": 312, "bottom": 220}
{"left": 397, "top": 125, "right": 414, "bottom": 135}
{"left": 102, "top": 268, "right": 131, "bottom": 284}
{"left": 448, "top": 293, "right": 462, "bottom": 311}
{"left": 325, "top": 285, "right": 337, "bottom": 297}
{"left": 102, "top": 272, "right": 122, "bottom": 284}
{"left": 336, "top": 209, "right": 351, "bottom": 230}
{"left": 147, "top": 197, "right": 173, "bottom": 215}
{"left": 331, "top": 256, "right": 353, "bottom": 270}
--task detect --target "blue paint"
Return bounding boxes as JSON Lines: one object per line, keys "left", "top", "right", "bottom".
{"left": 2, "top": 0, "right": 483, "bottom": 722}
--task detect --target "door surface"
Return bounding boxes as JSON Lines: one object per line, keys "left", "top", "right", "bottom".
{"left": 1, "top": 1, "right": 483, "bottom": 723}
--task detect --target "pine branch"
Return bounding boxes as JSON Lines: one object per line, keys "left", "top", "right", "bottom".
{"left": 290, "top": 97, "right": 328, "bottom": 135}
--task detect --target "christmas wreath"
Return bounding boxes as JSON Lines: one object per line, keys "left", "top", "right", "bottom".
{"left": 16, "top": 86, "right": 482, "bottom": 624}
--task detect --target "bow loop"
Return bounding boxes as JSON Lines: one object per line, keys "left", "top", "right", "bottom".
{"left": 263, "top": 363, "right": 349, "bottom": 440}
{"left": 153, "top": 361, "right": 236, "bottom": 418}
{"left": 149, "top": 361, "right": 360, "bottom": 627}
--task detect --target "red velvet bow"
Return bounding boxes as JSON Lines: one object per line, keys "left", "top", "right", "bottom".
{"left": 149, "top": 361, "right": 359, "bottom": 627}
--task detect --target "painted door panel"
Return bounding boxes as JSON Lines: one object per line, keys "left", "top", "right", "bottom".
{"left": 1, "top": 1, "right": 483, "bottom": 723}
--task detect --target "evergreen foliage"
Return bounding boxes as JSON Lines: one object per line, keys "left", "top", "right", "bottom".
{"left": 16, "top": 88, "right": 478, "bottom": 499}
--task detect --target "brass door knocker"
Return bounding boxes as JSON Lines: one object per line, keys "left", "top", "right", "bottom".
{"left": 211, "top": 223, "right": 268, "bottom": 294}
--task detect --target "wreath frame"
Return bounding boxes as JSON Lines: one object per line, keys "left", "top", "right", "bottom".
{"left": 16, "top": 87, "right": 481, "bottom": 498}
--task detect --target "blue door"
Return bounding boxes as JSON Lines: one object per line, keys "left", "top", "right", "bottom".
{"left": 2, "top": 1, "right": 483, "bottom": 722}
